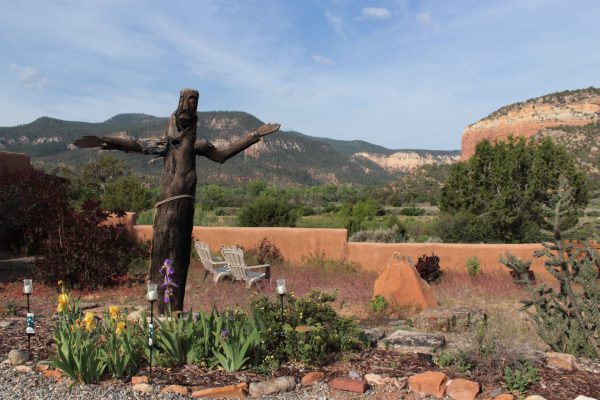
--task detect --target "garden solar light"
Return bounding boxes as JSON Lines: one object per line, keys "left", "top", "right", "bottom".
{"left": 147, "top": 283, "right": 158, "bottom": 377}
{"left": 23, "top": 279, "right": 34, "bottom": 354}
{"left": 277, "top": 279, "right": 287, "bottom": 323}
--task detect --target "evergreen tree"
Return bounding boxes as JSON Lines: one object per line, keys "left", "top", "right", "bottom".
{"left": 439, "top": 137, "right": 587, "bottom": 243}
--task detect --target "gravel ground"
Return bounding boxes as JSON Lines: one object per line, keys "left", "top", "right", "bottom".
{"left": 0, "top": 363, "right": 417, "bottom": 400}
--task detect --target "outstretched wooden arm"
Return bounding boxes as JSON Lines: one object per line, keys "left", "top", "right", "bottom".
{"left": 195, "top": 123, "right": 280, "bottom": 164}
{"left": 73, "top": 136, "right": 167, "bottom": 156}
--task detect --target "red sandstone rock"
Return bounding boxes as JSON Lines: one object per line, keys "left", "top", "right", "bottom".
{"left": 373, "top": 253, "right": 437, "bottom": 309}
{"left": 329, "top": 378, "right": 368, "bottom": 393}
{"left": 160, "top": 384, "right": 188, "bottom": 395}
{"left": 301, "top": 371, "right": 325, "bottom": 385}
{"left": 493, "top": 394, "right": 515, "bottom": 400}
{"left": 191, "top": 382, "right": 248, "bottom": 398}
{"left": 460, "top": 91, "right": 600, "bottom": 160}
{"left": 408, "top": 371, "right": 448, "bottom": 398}
{"left": 41, "top": 369, "right": 61, "bottom": 380}
{"left": 444, "top": 378, "right": 480, "bottom": 400}
{"left": 131, "top": 375, "right": 149, "bottom": 385}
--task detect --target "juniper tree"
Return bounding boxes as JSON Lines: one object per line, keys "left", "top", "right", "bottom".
{"left": 501, "top": 176, "right": 600, "bottom": 358}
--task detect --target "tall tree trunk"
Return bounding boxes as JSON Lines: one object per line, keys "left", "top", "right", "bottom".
{"left": 150, "top": 111, "right": 197, "bottom": 313}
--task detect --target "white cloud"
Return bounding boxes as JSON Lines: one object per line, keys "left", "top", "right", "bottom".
{"left": 360, "top": 7, "right": 391, "bottom": 20}
{"left": 325, "top": 11, "right": 345, "bottom": 37}
{"left": 312, "top": 54, "right": 333, "bottom": 65}
{"left": 417, "top": 12, "right": 432, "bottom": 25}
{"left": 9, "top": 63, "right": 48, "bottom": 90}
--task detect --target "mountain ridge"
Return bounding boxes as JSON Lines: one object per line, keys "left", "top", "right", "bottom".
{"left": 0, "top": 111, "right": 459, "bottom": 186}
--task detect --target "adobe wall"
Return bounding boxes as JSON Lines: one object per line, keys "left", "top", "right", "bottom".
{"left": 345, "top": 242, "right": 552, "bottom": 281}
{"left": 132, "top": 225, "right": 348, "bottom": 263}
{"left": 0, "top": 151, "right": 32, "bottom": 175}
{"left": 129, "top": 224, "right": 552, "bottom": 280}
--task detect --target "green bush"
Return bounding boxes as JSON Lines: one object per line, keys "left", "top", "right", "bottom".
{"left": 399, "top": 206, "right": 426, "bottom": 216}
{"left": 466, "top": 256, "right": 481, "bottom": 278}
{"left": 349, "top": 225, "right": 407, "bottom": 243}
{"left": 370, "top": 295, "right": 388, "bottom": 313}
{"left": 503, "top": 361, "right": 538, "bottom": 396}
{"left": 250, "top": 290, "right": 369, "bottom": 366}
{"left": 434, "top": 350, "right": 473, "bottom": 373}
{"left": 101, "top": 175, "right": 155, "bottom": 212}
{"left": 238, "top": 196, "right": 298, "bottom": 227}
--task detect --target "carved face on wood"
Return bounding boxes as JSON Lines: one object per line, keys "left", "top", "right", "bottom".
{"left": 176, "top": 89, "right": 199, "bottom": 129}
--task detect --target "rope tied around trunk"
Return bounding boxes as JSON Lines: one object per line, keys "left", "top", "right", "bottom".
{"left": 146, "top": 194, "right": 196, "bottom": 281}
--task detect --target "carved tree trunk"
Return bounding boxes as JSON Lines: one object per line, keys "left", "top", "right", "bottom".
{"left": 73, "top": 88, "right": 280, "bottom": 314}
{"left": 150, "top": 111, "right": 198, "bottom": 313}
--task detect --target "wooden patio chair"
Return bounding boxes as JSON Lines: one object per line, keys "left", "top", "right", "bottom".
{"left": 194, "top": 240, "right": 231, "bottom": 283}
{"left": 220, "top": 245, "right": 271, "bottom": 288}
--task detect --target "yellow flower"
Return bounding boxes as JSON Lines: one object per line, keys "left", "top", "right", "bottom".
{"left": 115, "top": 321, "right": 126, "bottom": 335}
{"left": 58, "top": 280, "right": 64, "bottom": 287}
{"left": 109, "top": 306, "right": 119, "bottom": 320}
{"left": 57, "top": 293, "right": 69, "bottom": 313}
{"left": 84, "top": 312, "right": 95, "bottom": 332}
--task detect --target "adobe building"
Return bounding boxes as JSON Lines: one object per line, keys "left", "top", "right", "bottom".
{"left": 0, "top": 151, "right": 32, "bottom": 175}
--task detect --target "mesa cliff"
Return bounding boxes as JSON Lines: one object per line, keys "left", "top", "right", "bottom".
{"left": 461, "top": 88, "right": 600, "bottom": 159}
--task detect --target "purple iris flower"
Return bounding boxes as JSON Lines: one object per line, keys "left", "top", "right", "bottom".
{"left": 161, "top": 259, "right": 178, "bottom": 304}
{"left": 221, "top": 329, "right": 229, "bottom": 339}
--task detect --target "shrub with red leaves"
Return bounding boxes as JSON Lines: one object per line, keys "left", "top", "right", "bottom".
{"left": 248, "top": 238, "right": 284, "bottom": 265}
{"left": 415, "top": 253, "right": 443, "bottom": 283}
{"left": 0, "top": 168, "right": 142, "bottom": 288}
{"left": 35, "top": 199, "right": 143, "bottom": 289}
{"left": 0, "top": 169, "right": 70, "bottom": 254}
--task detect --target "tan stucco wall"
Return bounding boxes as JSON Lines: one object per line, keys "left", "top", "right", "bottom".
{"left": 345, "top": 242, "right": 552, "bottom": 281}
{"left": 132, "top": 225, "right": 348, "bottom": 263}
{"left": 129, "top": 224, "right": 553, "bottom": 280}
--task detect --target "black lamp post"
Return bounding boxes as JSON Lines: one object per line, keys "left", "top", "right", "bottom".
{"left": 147, "top": 283, "right": 158, "bottom": 377}
{"left": 23, "top": 279, "right": 34, "bottom": 355}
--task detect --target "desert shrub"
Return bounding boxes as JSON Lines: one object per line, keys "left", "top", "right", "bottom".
{"left": 244, "top": 238, "right": 284, "bottom": 265}
{"left": 301, "top": 252, "right": 360, "bottom": 273}
{"left": 35, "top": 200, "right": 144, "bottom": 289}
{"left": 349, "top": 225, "right": 407, "bottom": 243}
{"left": 4, "top": 300, "right": 17, "bottom": 316}
{"left": 250, "top": 290, "right": 369, "bottom": 367}
{"left": 434, "top": 349, "right": 473, "bottom": 373}
{"left": 370, "top": 295, "right": 388, "bottom": 313}
{"left": 0, "top": 169, "right": 71, "bottom": 254}
{"left": 502, "top": 177, "right": 600, "bottom": 359}
{"left": 399, "top": 206, "right": 425, "bottom": 216}
{"left": 415, "top": 253, "right": 442, "bottom": 283}
{"left": 238, "top": 196, "right": 298, "bottom": 227}
{"left": 466, "top": 256, "right": 481, "bottom": 278}
{"left": 503, "top": 360, "right": 539, "bottom": 396}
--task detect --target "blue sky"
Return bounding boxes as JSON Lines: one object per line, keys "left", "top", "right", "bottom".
{"left": 1, "top": 0, "right": 599, "bottom": 150}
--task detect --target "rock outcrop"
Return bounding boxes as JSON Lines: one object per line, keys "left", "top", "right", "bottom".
{"left": 461, "top": 88, "right": 600, "bottom": 159}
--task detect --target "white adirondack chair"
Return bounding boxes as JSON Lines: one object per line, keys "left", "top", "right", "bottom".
{"left": 220, "top": 245, "right": 271, "bottom": 288}
{"left": 194, "top": 241, "right": 231, "bottom": 283}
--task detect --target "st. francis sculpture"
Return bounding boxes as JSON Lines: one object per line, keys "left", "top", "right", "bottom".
{"left": 74, "top": 89, "right": 280, "bottom": 312}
